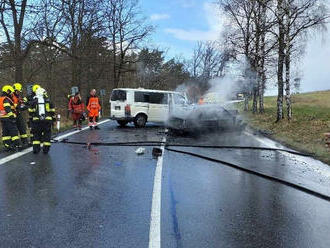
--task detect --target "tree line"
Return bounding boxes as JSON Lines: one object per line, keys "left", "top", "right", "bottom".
{"left": 0, "top": 0, "right": 329, "bottom": 122}
{"left": 0, "top": 0, "right": 190, "bottom": 107}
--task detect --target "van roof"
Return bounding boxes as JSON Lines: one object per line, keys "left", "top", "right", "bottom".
{"left": 112, "top": 88, "right": 183, "bottom": 94}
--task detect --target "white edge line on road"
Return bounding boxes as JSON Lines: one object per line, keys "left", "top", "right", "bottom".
{"left": 244, "top": 131, "right": 272, "bottom": 148}
{"left": 0, "top": 147, "right": 33, "bottom": 165}
{"left": 0, "top": 119, "right": 111, "bottom": 166}
{"left": 244, "top": 130, "right": 305, "bottom": 160}
{"left": 54, "top": 119, "right": 110, "bottom": 141}
{"left": 149, "top": 134, "right": 166, "bottom": 248}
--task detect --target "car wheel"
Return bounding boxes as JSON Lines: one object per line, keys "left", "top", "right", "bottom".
{"left": 134, "top": 114, "right": 147, "bottom": 128}
{"left": 117, "top": 120, "right": 128, "bottom": 127}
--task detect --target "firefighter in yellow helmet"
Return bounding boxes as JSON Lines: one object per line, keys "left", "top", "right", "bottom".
{"left": 0, "top": 85, "right": 20, "bottom": 151}
{"left": 12, "top": 83, "right": 29, "bottom": 146}
{"left": 27, "top": 84, "right": 40, "bottom": 102}
{"left": 26, "top": 84, "right": 42, "bottom": 143}
{"left": 28, "top": 87, "right": 56, "bottom": 154}
{"left": 32, "top": 84, "right": 40, "bottom": 93}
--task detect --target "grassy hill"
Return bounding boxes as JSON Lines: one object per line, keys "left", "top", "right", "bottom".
{"left": 244, "top": 90, "right": 330, "bottom": 164}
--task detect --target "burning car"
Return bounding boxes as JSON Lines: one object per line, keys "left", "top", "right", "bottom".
{"left": 167, "top": 92, "right": 245, "bottom": 133}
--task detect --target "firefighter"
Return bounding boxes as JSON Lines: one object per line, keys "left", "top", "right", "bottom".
{"left": 86, "top": 89, "right": 101, "bottom": 130}
{"left": 12, "top": 83, "right": 29, "bottom": 145}
{"left": 0, "top": 85, "right": 20, "bottom": 151}
{"left": 27, "top": 84, "right": 41, "bottom": 143}
{"left": 28, "top": 87, "right": 56, "bottom": 154}
{"left": 68, "top": 92, "right": 85, "bottom": 130}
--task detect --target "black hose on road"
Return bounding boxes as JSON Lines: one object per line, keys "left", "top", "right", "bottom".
{"left": 165, "top": 147, "right": 330, "bottom": 202}
{"left": 55, "top": 139, "right": 330, "bottom": 202}
{"left": 55, "top": 139, "right": 313, "bottom": 157}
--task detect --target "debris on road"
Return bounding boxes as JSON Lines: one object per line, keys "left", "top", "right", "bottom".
{"left": 135, "top": 147, "right": 145, "bottom": 155}
{"left": 152, "top": 148, "right": 162, "bottom": 158}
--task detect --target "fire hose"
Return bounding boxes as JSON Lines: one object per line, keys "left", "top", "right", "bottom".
{"left": 52, "top": 139, "right": 330, "bottom": 202}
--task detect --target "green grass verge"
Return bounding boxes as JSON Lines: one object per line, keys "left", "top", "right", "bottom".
{"left": 241, "top": 90, "right": 330, "bottom": 164}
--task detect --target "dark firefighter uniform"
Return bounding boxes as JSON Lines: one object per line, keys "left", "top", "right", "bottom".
{"left": 27, "top": 84, "right": 41, "bottom": 143}
{"left": 0, "top": 85, "right": 20, "bottom": 151}
{"left": 28, "top": 87, "right": 56, "bottom": 154}
{"left": 12, "top": 83, "right": 29, "bottom": 145}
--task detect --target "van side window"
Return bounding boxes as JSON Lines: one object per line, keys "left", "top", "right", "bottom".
{"left": 150, "top": 93, "right": 168, "bottom": 104}
{"left": 111, "top": 90, "right": 126, "bottom": 101}
{"left": 135, "top": 92, "right": 168, "bottom": 104}
{"left": 135, "top": 92, "right": 150, "bottom": 103}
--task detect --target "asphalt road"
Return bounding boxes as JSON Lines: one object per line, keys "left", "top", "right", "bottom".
{"left": 0, "top": 120, "right": 330, "bottom": 248}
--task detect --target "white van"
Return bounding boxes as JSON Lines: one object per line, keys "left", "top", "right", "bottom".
{"left": 109, "top": 88, "right": 188, "bottom": 127}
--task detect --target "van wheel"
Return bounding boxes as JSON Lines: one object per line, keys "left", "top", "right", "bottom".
{"left": 117, "top": 120, "right": 128, "bottom": 127}
{"left": 134, "top": 114, "right": 147, "bottom": 128}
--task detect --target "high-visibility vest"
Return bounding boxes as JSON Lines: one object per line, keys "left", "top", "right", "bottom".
{"left": 87, "top": 97, "right": 101, "bottom": 110}
{"left": 12, "top": 94, "right": 19, "bottom": 107}
{"left": 71, "top": 101, "right": 85, "bottom": 114}
{"left": 0, "top": 96, "right": 16, "bottom": 118}
{"left": 12, "top": 93, "right": 27, "bottom": 112}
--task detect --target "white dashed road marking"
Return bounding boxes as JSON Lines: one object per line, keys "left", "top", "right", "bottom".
{"left": 149, "top": 135, "right": 166, "bottom": 248}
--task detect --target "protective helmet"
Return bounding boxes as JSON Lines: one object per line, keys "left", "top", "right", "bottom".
{"left": 2, "top": 85, "right": 15, "bottom": 94}
{"left": 32, "top": 84, "right": 41, "bottom": 93}
{"left": 13, "top": 83, "right": 23, "bottom": 92}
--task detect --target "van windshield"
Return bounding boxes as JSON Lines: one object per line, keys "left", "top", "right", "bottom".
{"left": 111, "top": 90, "right": 127, "bottom": 101}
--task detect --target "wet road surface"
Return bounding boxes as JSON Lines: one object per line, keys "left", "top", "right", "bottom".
{"left": 0, "top": 120, "right": 330, "bottom": 248}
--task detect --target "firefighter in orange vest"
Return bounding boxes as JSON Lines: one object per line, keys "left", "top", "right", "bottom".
{"left": 0, "top": 85, "right": 20, "bottom": 151}
{"left": 12, "top": 83, "right": 29, "bottom": 145}
{"left": 86, "top": 89, "right": 101, "bottom": 130}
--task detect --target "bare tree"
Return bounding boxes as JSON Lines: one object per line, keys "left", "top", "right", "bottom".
{"left": 220, "top": 0, "right": 267, "bottom": 113}
{"left": 220, "top": 0, "right": 328, "bottom": 121}
{"left": 57, "top": 0, "right": 104, "bottom": 88}
{"left": 0, "top": 0, "right": 31, "bottom": 82}
{"left": 282, "top": 0, "right": 328, "bottom": 120}
{"left": 103, "top": 0, "right": 153, "bottom": 88}
{"left": 189, "top": 41, "right": 231, "bottom": 80}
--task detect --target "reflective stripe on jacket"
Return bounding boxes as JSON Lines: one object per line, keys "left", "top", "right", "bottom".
{"left": 0, "top": 96, "right": 16, "bottom": 118}
{"left": 28, "top": 96, "right": 56, "bottom": 122}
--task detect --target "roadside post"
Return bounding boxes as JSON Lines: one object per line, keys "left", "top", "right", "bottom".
{"left": 57, "top": 114, "right": 61, "bottom": 134}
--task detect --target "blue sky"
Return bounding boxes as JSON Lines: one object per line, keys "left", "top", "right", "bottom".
{"left": 140, "top": 0, "right": 330, "bottom": 93}
{"left": 140, "top": 0, "right": 221, "bottom": 59}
